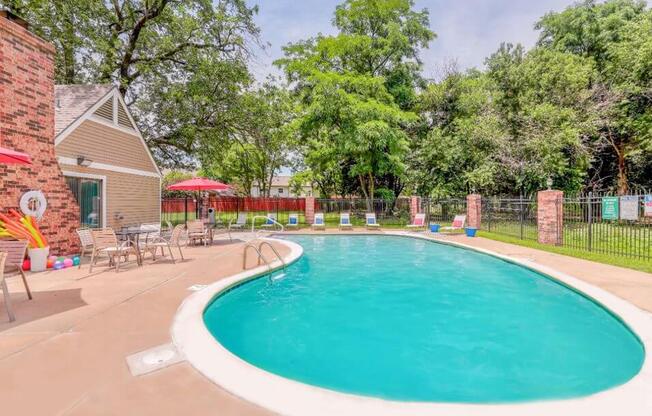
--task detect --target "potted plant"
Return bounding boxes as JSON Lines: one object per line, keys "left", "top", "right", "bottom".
{"left": 0, "top": 210, "right": 49, "bottom": 272}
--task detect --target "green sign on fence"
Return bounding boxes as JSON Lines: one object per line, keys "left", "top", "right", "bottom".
{"left": 602, "top": 196, "right": 619, "bottom": 220}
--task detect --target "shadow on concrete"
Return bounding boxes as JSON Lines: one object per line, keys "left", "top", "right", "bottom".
{"left": 0, "top": 288, "right": 87, "bottom": 330}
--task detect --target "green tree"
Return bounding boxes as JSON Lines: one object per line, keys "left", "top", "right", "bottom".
{"left": 535, "top": 0, "right": 652, "bottom": 193}
{"left": 276, "top": 0, "right": 434, "bottom": 208}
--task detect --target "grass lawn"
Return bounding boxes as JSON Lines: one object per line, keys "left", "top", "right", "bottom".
{"left": 479, "top": 230, "right": 652, "bottom": 274}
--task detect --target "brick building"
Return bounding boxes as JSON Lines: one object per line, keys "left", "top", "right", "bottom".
{"left": 0, "top": 11, "right": 80, "bottom": 255}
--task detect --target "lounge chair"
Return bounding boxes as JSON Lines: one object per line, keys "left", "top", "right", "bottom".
{"left": 365, "top": 213, "right": 380, "bottom": 230}
{"left": 261, "top": 213, "right": 277, "bottom": 229}
{"left": 229, "top": 212, "right": 247, "bottom": 230}
{"left": 187, "top": 220, "right": 209, "bottom": 246}
{"left": 287, "top": 213, "right": 299, "bottom": 229}
{"left": 76, "top": 228, "right": 94, "bottom": 269}
{"left": 144, "top": 224, "right": 185, "bottom": 263}
{"left": 311, "top": 213, "right": 326, "bottom": 230}
{"left": 339, "top": 213, "right": 353, "bottom": 230}
{"left": 406, "top": 213, "right": 426, "bottom": 231}
{"left": 440, "top": 215, "right": 466, "bottom": 233}
{"left": 0, "top": 240, "right": 32, "bottom": 322}
{"left": 89, "top": 228, "right": 138, "bottom": 273}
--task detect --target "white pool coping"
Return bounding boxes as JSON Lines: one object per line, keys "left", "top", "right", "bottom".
{"left": 171, "top": 234, "right": 652, "bottom": 416}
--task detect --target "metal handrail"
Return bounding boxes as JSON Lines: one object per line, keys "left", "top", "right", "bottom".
{"left": 242, "top": 240, "right": 287, "bottom": 281}
{"left": 243, "top": 243, "right": 272, "bottom": 274}
{"left": 251, "top": 215, "right": 285, "bottom": 233}
{"left": 257, "top": 241, "right": 286, "bottom": 272}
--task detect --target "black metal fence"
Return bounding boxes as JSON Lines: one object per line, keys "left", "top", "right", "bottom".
{"left": 161, "top": 196, "right": 306, "bottom": 227}
{"left": 420, "top": 198, "right": 467, "bottom": 224}
{"left": 563, "top": 192, "right": 652, "bottom": 260}
{"left": 482, "top": 196, "right": 538, "bottom": 241}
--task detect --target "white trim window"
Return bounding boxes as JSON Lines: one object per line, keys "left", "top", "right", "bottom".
{"left": 63, "top": 171, "right": 108, "bottom": 228}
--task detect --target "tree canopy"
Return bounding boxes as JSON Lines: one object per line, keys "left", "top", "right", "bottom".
{"left": 3, "top": 0, "right": 651, "bottom": 198}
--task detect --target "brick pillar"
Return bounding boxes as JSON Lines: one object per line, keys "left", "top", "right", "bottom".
{"left": 466, "top": 194, "right": 482, "bottom": 229}
{"left": 304, "top": 196, "right": 315, "bottom": 225}
{"left": 537, "top": 190, "right": 563, "bottom": 245}
{"left": 410, "top": 196, "right": 420, "bottom": 222}
{"left": 0, "top": 15, "right": 81, "bottom": 255}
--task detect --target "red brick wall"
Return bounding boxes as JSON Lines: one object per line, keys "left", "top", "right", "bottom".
{"left": 0, "top": 17, "right": 80, "bottom": 255}
{"left": 304, "top": 196, "right": 315, "bottom": 224}
{"left": 537, "top": 190, "right": 563, "bottom": 245}
{"left": 466, "top": 194, "right": 482, "bottom": 229}
{"left": 410, "top": 196, "right": 420, "bottom": 222}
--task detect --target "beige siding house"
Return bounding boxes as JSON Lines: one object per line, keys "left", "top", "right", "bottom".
{"left": 251, "top": 176, "right": 317, "bottom": 198}
{"left": 54, "top": 85, "right": 161, "bottom": 230}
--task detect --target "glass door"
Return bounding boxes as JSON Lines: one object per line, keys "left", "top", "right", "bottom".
{"left": 65, "top": 176, "right": 103, "bottom": 228}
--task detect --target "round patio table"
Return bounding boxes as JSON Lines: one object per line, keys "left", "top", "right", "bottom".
{"left": 115, "top": 229, "right": 150, "bottom": 266}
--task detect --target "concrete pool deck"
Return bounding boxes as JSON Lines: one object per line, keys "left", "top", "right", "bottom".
{"left": 1, "top": 231, "right": 651, "bottom": 415}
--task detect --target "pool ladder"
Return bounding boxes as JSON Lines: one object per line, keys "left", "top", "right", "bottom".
{"left": 243, "top": 241, "right": 286, "bottom": 282}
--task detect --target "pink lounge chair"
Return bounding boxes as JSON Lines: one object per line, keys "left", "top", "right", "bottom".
{"left": 406, "top": 213, "right": 426, "bottom": 230}
{"left": 440, "top": 215, "right": 466, "bottom": 233}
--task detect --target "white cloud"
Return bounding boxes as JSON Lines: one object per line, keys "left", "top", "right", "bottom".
{"left": 247, "top": 0, "right": 577, "bottom": 80}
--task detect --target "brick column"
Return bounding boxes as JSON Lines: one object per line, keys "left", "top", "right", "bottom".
{"left": 410, "top": 196, "right": 421, "bottom": 222}
{"left": 537, "top": 190, "right": 563, "bottom": 245}
{"left": 466, "top": 194, "right": 482, "bottom": 229}
{"left": 304, "top": 196, "right": 315, "bottom": 225}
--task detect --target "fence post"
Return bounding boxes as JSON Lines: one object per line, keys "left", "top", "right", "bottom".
{"left": 587, "top": 191, "right": 593, "bottom": 252}
{"left": 184, "top": 196, "right": 188, "bottom": 225}
{"left": 305, "top": 196, "right": 315, "bottom": 225}
{"left": 519, "top": 195, "right": 524, "bottom": 240}
{"left": 410, "top": 196, "right": 420, "bottom": 222}
{"left": 537, "top": 190, "right": 564, "bottom": 245}
{"left": 466, "top": 194, "right": 482, "bottom": 229}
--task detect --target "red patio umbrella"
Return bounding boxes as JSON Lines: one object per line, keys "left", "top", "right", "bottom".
{"left": 167, "top": 178, "right": 231, "bottom": 220}
{"left": 167, "top": 177, "right": 230, "bottom": 192}
{"left": 0, "top": 146, "right": 32, "bottom": 165}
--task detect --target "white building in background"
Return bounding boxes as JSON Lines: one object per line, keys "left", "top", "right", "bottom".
{"left": 251, "top": 176, "right": 317, "bottom": 198}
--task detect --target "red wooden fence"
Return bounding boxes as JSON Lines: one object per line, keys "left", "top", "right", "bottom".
{"left": 161, "top": 196, "right": 305, "bottom": 214}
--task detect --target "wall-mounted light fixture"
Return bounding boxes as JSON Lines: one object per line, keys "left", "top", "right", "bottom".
{"left": 77, "top": 156, "right": 93, "bottom": 167}
{"left": 546, "top": 177, "right": 553, "bottom": 190}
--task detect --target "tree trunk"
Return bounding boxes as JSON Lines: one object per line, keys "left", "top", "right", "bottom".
{"left": 616, "top": 148, "right": 629, "bottom": 195}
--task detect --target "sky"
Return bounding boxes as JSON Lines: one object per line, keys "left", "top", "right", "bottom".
{"left": 246, "top": 0, "right": 577, "bottom": 81}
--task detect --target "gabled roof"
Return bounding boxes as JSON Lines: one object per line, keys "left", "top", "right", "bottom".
{"left": 55, "top": 84, "right": 114, "bottom": 136}
{"left": 54, "top": 84, "right": 161, "bottom": 177}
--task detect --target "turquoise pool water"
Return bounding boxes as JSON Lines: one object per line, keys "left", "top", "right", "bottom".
{"left": 203, "top": 235, "right": 644, "bottom": 403}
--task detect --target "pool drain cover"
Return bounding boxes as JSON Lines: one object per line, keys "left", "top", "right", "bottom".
{"left": 126, "top": 343, "right": 184, "bottom": 376}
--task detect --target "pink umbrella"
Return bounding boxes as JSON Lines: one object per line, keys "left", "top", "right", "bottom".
{"left": 167, "top": 177, "right": 231, "bottom": 192}
{"left": 0, "top": 146, "right": 32, "bottom": 165}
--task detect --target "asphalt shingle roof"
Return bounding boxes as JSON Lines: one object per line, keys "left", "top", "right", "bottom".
{"left": 54, "top": 84, "right": 114, "bottom": 136}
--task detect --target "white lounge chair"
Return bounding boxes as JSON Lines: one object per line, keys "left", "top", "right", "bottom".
{"left": 406, "top": 213, "right": 426, "bottom": 231}
{"left": 144, "top": 224, "right": 186, "bottom": 263}
{"left": 365, "top": 213, "right": 380, "bottom": 230}
{"left": 287, "top": 213, "right": 299, "bottom": 229}
{"left": 440, "top": 215, "right": 466, "bottom": 233}
{"left": 311, "top": 213, "right": 325, "bottom": 230}
{"left": 261, "top": 213, "right": 277, "bottom": 229}
{"left": 229, "top": 212, "right": 247, "bottom": 230}
{"left": 339, "top": 213, "right": 353, "bottom": 230}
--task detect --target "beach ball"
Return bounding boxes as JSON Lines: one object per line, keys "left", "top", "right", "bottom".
{"left": 48, "top": 255, "right": 57, "bottom": 263}
{"left": 57, "top": 256, "right": 65, "bottom": 262}
{"left": 53, "top": 260, "right": 65, "bottom": 270}
{"left": 63, "top": 258, "right": 74, "bottom": 268}
{"left": 47, "top": 258, "right": 55, "bottom": 268}
{"left": 72, "top": 256, "right": 80, "bottom": 266}
{"left": 22, "top": 259, "right": 31, "bottom": 271}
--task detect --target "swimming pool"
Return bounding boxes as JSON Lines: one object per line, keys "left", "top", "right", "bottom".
{"left": 202, "top": 235, "right": 644, "bottom": 404}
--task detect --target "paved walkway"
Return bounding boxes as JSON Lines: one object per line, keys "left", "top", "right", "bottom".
{"left": 0, "top": 231, "right": 650, "bottom": 415}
